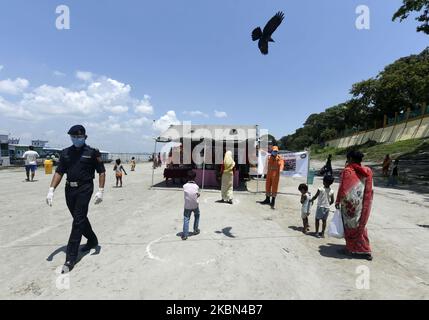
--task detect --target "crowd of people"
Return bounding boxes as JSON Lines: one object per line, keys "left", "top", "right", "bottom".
{"left": 11, "top": 124, "right": 384, "bottom": 272}
{"left": 180, "top": 148, "right": 375, "bottom": 261}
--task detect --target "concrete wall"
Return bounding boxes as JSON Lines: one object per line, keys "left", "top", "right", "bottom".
{"left": 400, "top": 119, "right": 421, "bottom": 141}
{"left": 379, "top": 126, "right": 394, "bottom": 143}
{"left": 361, "top": 131, "right": 373, "bottom": 144}
{"left": 388, "top": 123, "right": 407, "bottom": 143}
{"left": 415, "top": 116, "right": 429, "bottom": 139}
{"left": 325, "top": 115, "right": 429, "bottom": 148}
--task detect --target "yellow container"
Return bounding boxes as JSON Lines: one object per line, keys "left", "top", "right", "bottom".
{"left": 44, "top": 159, "right": 53, "bottom": 174}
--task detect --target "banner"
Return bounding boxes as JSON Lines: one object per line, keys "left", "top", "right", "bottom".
{"left": 257, "top": 150, "right": 269, "bottom": 175}
{"left": 256, "top": 151, "right": 310, "bottom": 177}
{"left": 280, "top": 151, "right": 309, "bottom": 178}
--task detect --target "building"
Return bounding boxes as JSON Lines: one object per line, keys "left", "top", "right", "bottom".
{"left": 31, "top": 140, "right": 49, "bottom": 148}
{"left": 155, "top": 124, "right": 259, "bottom": 188}
{"left": 0, "top": 134, "right": 10, "bottom": 167}
{"left": 8, "top": 144, "right": 44, "bottom": 165}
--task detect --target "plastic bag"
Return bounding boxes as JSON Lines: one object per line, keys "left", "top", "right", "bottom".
{"left": 328, "top": 209, "right": 344, "bottom": 239}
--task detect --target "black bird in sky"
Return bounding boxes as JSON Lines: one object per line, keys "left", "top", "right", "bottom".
{"left": 252, "top": 11, "right": 285, "bottom": 55}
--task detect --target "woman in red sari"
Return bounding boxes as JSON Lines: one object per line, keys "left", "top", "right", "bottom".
{"left": 335, "top": 150, "right": 374, "bottom": 261}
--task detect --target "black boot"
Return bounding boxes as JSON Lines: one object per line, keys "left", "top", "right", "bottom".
{"left": 260, "top": 196, "right": 271, "bottom": 205}
{"left": 81, "top": 239, "right": 99, "bottom": 252}
{"left": 270, "top": 197, "right": 276, "bottom": 209}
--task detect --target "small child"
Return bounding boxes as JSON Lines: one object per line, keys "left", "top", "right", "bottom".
{"left": 182, "top": 170, "right": 201, "bottom": 241}
{"left": 130, "top": 157, "right": 136, "bottom": 172}
{"left": 387, "top": 159, "right": 399, "bottom": 187}
{"left": 311, "top": 175, "right": 335, "bottom": 238}
{"left": 113, "top": 159, "right": 127, "bottom": 187}
{"left": 298, "top": 183, "right": 312, "bottom": 234}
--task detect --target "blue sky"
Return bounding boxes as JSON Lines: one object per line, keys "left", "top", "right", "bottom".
{"left": 0, "top": 0, "right": 427, "bottom": 152}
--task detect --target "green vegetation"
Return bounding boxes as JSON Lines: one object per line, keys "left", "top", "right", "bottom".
{"left": 310, "top": 138, "right": 429, "bottom": 162}
{"left": 277, "top": 47, "right": 429, "bottom": 152}
{"left": 393, "top": 0, "right": 429, "bottom": 35}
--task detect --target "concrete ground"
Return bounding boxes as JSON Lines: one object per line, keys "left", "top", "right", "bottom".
{"left": 0, "top": 162, "right": 428, "bottom": 300}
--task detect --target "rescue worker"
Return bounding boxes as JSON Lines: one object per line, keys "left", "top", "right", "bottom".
{"left": 46, "top": 125, "right": 106, "bottom": 273}
{"left": 260, "top": 146, "right": 284, "bottom": 209}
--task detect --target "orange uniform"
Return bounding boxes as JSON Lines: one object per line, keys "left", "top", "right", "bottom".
{"left": 266, "top": 154, "right": 284, "bottom": 197}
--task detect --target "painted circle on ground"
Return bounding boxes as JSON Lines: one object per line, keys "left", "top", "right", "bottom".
{"left": 145, "top": 233, "right": 218, "bottom": 267}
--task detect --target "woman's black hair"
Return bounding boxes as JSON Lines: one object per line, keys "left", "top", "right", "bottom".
{"left": 298, "top": 183, "right": 308, "bottom": 192}
{"left": 346, "top": 150, "right": 364, "bottom": 164}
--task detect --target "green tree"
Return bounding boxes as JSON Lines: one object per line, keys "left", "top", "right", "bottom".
{"left": 393, "top": 0, "right": 429, "bottom": 34}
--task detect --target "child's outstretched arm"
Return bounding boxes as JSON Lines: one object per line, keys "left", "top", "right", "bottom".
{"left": 122, "top": 166, "right": 128, "bottom": 175}
{"left": 311, "top": 190, "right": 320, "bottom": 203}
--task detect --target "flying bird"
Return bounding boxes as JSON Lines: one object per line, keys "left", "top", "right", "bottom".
{"left": 252, "top": 11, "right": 285, "bottom": 55}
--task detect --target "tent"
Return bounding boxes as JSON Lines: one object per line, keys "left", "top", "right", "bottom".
{"left": 151, "top": 124, "right": 261, "bottom": 190}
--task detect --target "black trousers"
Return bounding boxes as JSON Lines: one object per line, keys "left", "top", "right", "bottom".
{"left": 65, "top": 182, "right": 97, "bottom": 262}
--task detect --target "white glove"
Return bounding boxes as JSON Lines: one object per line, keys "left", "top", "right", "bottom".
{"left": 94, "top": 188, "right": 104, "bottom": 205}
{"left": 46, "top": 187, "right": 55, "bottom": 207}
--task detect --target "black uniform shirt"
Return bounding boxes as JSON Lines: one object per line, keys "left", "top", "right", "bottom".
{"left": 56, "top": 145, "right": 106, "bottom": 182}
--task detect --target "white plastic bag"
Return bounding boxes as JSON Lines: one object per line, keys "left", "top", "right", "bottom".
{"left": 328, "top": 209, "right": 344, "bottom": 239}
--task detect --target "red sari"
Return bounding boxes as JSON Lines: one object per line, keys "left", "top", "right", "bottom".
{"left": 336, "top": 163, "right": 373, "bottom": 254}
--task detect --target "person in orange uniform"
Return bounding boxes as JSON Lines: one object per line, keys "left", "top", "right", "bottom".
{"left": 260, "top": 146, "right": 284, "bottom": 209}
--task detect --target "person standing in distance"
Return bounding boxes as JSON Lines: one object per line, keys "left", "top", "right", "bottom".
{"left": 46, "top": 125, "right": 106, "bottom": 273}
{"left": 22, "top": 146, "right": 39, "bottom": 182}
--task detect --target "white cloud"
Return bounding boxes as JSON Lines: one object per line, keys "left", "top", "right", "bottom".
{"left": 85, "top": 116, "right": 135, "bottom": 134}
{"left": 127, "top": 116, "right": 152, "bottom": 127}
{"left": 0, "top": 70, "right": 166, "bottom": 151}
{"left": 214, "top": 110, "right": 228, "bottom": 118}
{"left": 183, "top": 110, "right": 209, "bottom": 118}
{"left": 142, "top": 134, "right": 155, "bottom": 142}
{"left": 0, "top": 96, "right": 35, "bottom": 120}
{"left": 135, "top": 95, "right": 154, "bottom": 115}
{"left": 0, "top": 78, "right": 30, "bottom": 95}
{"left": 0, "top": 65, "right": 4, "bottom": 72}
{"left": 19, "top": 77, "right": 133, "bottom": 117}
{"left": 153, "top": 110, "right": 180, "bottom": 132}
{"left": 76, "top": 71, "right": 94, "bottom": 82}
{"left": 53, "top": 70, "right": 66, "bottom": 77}
{"left": 107, "top": 105, "right": 129, "bottom": 114}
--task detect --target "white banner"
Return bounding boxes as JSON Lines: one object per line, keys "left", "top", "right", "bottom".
{"left": 257, "top": 150, "right": 269, "bottom": 175}
{"left": 280, "top": 151, "right": 309, "bottom": 178}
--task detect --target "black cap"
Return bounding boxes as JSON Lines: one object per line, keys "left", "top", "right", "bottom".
{"left": 68, "top": 125, "right": 86, "bottom": 136}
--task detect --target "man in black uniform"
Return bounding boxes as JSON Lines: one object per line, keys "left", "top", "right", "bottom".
{"left": 46, "top": 125, "right": 106, "bottom": 273}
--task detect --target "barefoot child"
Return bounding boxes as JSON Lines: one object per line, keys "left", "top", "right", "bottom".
{"left": 113, "top": 159, "right": 127, "bottom": 187}
{"left": 311, "top": 175, "right": 335, "bottom": 238}
{"left": 298, "top": 184, "right": 312, "bottom": 234}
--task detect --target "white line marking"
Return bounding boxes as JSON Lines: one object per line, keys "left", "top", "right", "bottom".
{"left": 0, "top": 224, "right": 65, "bottom": 248}
{"left": 196, "top": 258, "right": 216, "bottom": 266}
{"left": 145, "top": 235, "right": 169, "bottom": 262}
